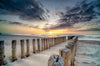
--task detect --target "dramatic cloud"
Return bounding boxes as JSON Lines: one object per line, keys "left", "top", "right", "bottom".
{"left": 0, "top": 20, "right": 39, "bottom": 28}
{"left": 48, "top": 0, "right": 100, "bottom": 30}
{"left": 0, "top": 0, "right": 46, "bottom": 21}
{"left": 78, "top": 28, "right": 100, "bottom": 31}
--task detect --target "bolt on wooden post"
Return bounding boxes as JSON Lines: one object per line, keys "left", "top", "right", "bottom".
{"left": 20, "top": 40, "right": 25, "bottom": 58}
{"left": 33, "top": 39, "right": 36, "bottom": 53}
{"left": 12, "top": 40, "right": 17, "bottom": 61}
{"left": 0, "top": 41, "right": 5, "bottom": 65}
{"left": 26, "top": 39, "right": 30, "bottom": 57}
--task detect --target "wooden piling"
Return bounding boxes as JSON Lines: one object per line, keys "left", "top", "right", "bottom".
{"left": 47, "top": 38, "right": 49, "bottom": 48}
{"left": 32, "top": 39, "right": 36, "bottom": 53}
{"left": 20, "top": 40, "right": 25, "bottom": 58}
{"left": 45, "top": 38, "right": 48, "bottom": 49}
{"left": 43, "top": 38, "right": 45, "bottom": 50}
{"left": 41, "top": 39, "right": 44, "bottom": 51}
{"left": 48, "top": 55, "right": 64, "bottom": 66}
{"left": 49, "top": 38, "right": 51, "bottom": 47}
{"left": 0, "top": 41, "right": 5, "bottom": 65}
{"left": 65, "top": 43, "right": 74, "bottom": 66}
{"left": 59, "top": 49, "right": 71, "bottom": 66}
{"left": 12, "top": 40, "right": 17, "bottom": 61}
{"left": 37, "top": 39, "right": 40, "bottom": 52}
{"left": 26, "top": 39, "right": 30, "bottom": 57}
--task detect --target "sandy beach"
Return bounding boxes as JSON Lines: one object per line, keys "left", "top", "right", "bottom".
{"left": 12, "top": 39, "right": 100, "bottom": 66}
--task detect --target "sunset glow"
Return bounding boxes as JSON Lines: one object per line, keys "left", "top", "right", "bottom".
{"left": 0, "top": 0, "right": 100, "bottom": 35}
{"left": 49, "top": 32, "right": 53, "bottom": 34}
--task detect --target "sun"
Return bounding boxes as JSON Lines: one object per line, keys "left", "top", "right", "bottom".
{"left": 49, "top": 32, "right": 53, "bottom": 34}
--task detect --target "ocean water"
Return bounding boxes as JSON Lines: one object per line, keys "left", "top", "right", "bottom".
{"left": 75, "top": 42, "right": 100, "bottom": 66}
{"left": 78, "top": 34, "right": 100, "bottom": 41}
{"left": 75, "top": 34, "right": 100, "bottom": 66}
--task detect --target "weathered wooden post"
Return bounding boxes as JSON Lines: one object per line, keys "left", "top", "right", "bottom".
{"left": 45, "top": 38, "right": 48, "bottom": 49}
{"left": 37, "top": 39, "right": 40, "bottom": 52}
{"left": 59, "top": 49, "right": 71, "bottom": 66}
{"left": 12, "top": 40, "right": 17, "bottom": 61}
{"left": 51, "top": 38, "right": 53, "bottom": 47}
{"left": 26, "top": 39, "right": 30, "bottom": 57}
{"left": 20, "top": 40, "right": 25, "bottom": 58}
{"left": 48, "top": 38, "right": 50, "bottom": 48}
{"left": 56, "top": 38, "right": 58, "bottom": 44}
{"left": 41, "top": 39, "right": 44, "bottom": 51}
{"left": 50, "top": 38, "right": 52, "bottom": 47}
{"left": 33, "top": 39, "right": 36, "bottom": 53}
{"left": 68, "top": 36, "right": 75, "bottom": 40}
{"left": 65, "top": 42, "right": 74, "bottom": 66}
{"left": 0, "top": 41, "right": 5, "bottom": 65}
{"left": 48, "top": 55, "right": 64, "bottom": 66}
{"left": 64, "top": 36, "right": 66, "bottom": 42}
{"left": 43, "top": 38, "right": 46, "bottom": 50}
{"left": 47, "top": 38, "right": 49, "bottom": 49}
{"left": 54, "top": 38, "right": 56, "bottom": 45}
{"left": 73, "top": 36, "right": 78, "bottom": 63}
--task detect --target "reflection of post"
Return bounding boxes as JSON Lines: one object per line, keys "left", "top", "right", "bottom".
{"left": 0, "top": 41, "right": 5, "bottom": 65}
{"left": 33, "top": 39, "right": 36, "bottom": 53}
{"left": 20, "top": 40, "right": 25, "bottom": 58}
{"left": 26, "top": 39, "right": 30, "bottom": 57}
{"left": 37, "top": 39, "right": 40, "bottom": 52}
{"left": 12, "top": 40, "right": 17, "bottom": 61}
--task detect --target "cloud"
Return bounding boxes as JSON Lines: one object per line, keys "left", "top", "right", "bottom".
{"left": 78, "top": 28, "right": 100, "bottom": 31}
{"left": 47, "top": 0, "right": 100, "bottom": 30}
{"left": 0, "top": 20, "right": 39, "bottom": 28}
{"left": 0, "top": 0, "right": 46, "bottom": 21}
{"left": 9, "top": 22, "right": 22, "bottom": 25}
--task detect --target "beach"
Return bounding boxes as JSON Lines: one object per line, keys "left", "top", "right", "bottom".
{"left": 13, "top": 39, "right": 100, "bottom": 66}
{"left": 0, "top": 35, "right": 100, "bottom": 66}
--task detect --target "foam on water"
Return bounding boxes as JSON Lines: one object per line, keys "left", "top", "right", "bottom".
{"left": 75, "top": 41, "right": 100, "bottom": 66}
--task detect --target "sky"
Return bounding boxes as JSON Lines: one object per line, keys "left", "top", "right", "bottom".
{"left": 0, "top": 0, "right": 100, "bottom": 35}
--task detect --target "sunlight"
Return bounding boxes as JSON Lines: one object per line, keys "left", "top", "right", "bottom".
{"left": 49, "top": 32, "right": 53, "bottom": 34}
